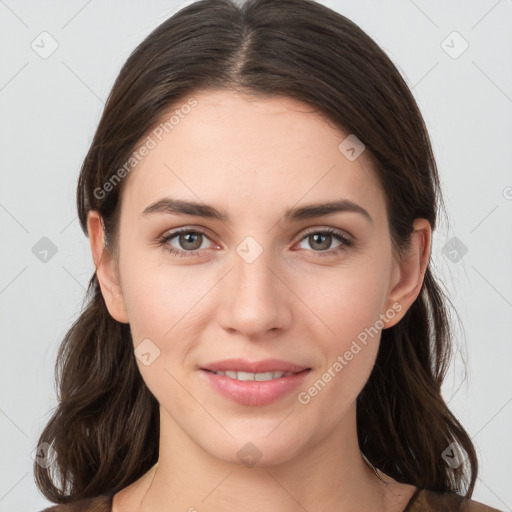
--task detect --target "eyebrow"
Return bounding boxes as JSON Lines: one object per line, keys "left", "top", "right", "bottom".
{"left": 142, "top": 197, "right": 373, "bottom": 223}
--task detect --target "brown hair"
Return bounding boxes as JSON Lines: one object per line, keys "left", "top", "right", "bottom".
{"left": 34, "top": 0, "right": 477, "bottom": 503}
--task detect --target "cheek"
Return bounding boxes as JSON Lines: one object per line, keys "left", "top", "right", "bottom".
{"left": 119, "top": 246, "right": 209, "bottom": 341}
{"left": 293, "top": 260, "right": 388, "bottom": 396}
{"left": 296, "top": 259, "right": 389, "bottom": 344}
{"left": 296, "top": 285, "right": 383, "bottom": 420}
{"left": 120, "top": 256, "right": 211, "bottom": 410}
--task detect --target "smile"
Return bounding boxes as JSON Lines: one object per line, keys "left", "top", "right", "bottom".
{"left": 201, "top": 367, "right": 311, "bottom": 406}
{"left": 208, "top": 370, "right": 296, "bottom": 381}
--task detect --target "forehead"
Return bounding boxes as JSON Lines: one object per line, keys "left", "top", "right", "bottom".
{"left": 120, "top": 89, "right": 385, "bottom": 224}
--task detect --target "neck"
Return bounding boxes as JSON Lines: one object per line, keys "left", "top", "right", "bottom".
{"left": 136, "top": 405, "right": 394, "bottom": 512}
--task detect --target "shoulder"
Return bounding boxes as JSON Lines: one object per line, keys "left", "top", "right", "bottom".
{"left": 38, "top": 493, "right": 114, "bottom": 512}
{"left": 406, "top": 488, "right": 504, "bottom": 512}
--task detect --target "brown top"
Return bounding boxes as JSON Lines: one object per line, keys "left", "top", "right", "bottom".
{"left": 39, "top": 488, "right": 504, "bottom": 512}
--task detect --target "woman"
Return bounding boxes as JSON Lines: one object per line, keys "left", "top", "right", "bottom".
{"left": 35, "top": 0, "right": 502, "bottom": 510}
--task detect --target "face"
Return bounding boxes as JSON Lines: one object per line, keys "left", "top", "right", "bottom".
{"left": 91, "top": 88, "right": 427, "bottom": 467}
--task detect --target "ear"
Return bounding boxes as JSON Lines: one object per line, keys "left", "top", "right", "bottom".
{"left": 87, "top": 211, "right": 129, "bottom": 323}
{"left": 382, "top": 218, "right": 432, "bottom": 328}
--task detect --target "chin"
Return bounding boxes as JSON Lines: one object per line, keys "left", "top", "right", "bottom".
{"left": 199, "top": 431, "right": 309, "bottom": 469}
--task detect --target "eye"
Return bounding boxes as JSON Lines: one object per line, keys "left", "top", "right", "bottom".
{"left": 296, "top": 228, "right": 353, "bottom": 256}
{"left": 158, "top": 226, "right": 354, "bottom": 258}
{"left": 158, "top": 228, "right": 215, "bottom": 257}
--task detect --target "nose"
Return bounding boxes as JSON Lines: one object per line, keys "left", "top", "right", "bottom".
{"left": 217, "top": 243, "right": 293, "bottom": 340}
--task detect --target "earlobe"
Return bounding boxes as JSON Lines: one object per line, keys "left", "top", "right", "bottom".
{"left": 87, "top": 211, "right": 129, "bottom": 324}
{"left": 383, "top": 218, "right": 432, "bottom": 329}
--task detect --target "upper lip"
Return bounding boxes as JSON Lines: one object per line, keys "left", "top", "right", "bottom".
{"left": 201, "top": 358, "right": 310, "bottom": 373}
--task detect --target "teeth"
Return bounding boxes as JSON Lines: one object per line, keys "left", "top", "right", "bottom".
{"left": 213, "top": 370, "right": 295, "bottom": 381}
{"left": 254, "top": 371, "right": 281, "bottom": 381}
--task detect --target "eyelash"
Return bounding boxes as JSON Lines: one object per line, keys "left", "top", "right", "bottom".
{"left": 157, "top": 227, "right": 354, "bottom": 258}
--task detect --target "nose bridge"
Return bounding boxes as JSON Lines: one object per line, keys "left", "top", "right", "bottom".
{"left": 218, "top": 236, "right": 292, "bottom": 336}
{"left": 234, "top": 248, "right": 275, "bottom": 301}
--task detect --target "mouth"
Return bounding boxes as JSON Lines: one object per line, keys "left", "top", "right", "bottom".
{"left": 199, "top": 359, "right": 311, "bottom": 406}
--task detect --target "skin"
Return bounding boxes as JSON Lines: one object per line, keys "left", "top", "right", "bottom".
{"left": 88, "top": 89, "right": 431, "bottom": 511}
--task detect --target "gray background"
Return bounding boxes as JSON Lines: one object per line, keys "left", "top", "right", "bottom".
{"left": 1, "top": 1, "right": 511, "bottom": 511}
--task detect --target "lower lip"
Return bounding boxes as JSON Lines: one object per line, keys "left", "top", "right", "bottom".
{"left": 201, "top": 369, "right": 310, "bottom": 406}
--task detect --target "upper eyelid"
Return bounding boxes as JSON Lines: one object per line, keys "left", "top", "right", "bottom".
{"left": 299, "top": 226, "right": 352, "bottom": 240}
